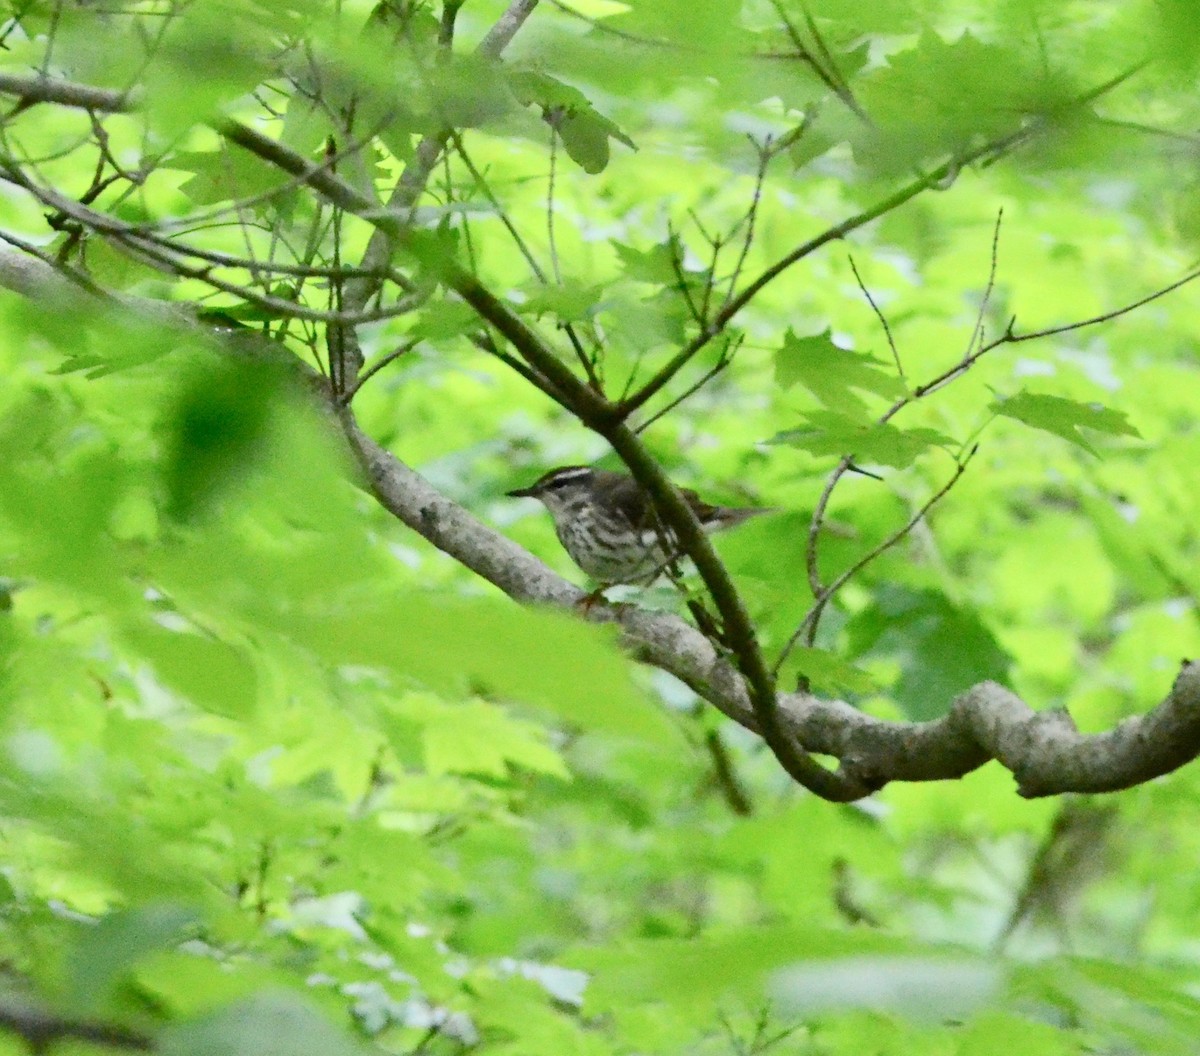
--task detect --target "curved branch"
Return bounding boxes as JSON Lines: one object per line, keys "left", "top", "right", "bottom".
{"left": 340, "top": 410, "right": 1200, "bottom": 801}
{"left": 2, "top": 53, "right": 1198, "bottom": 804}
{"left": 2, "top": 246, "right": 1199, "bottom": 798}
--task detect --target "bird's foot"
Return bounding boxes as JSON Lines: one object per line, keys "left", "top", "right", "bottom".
{"left": 576, "top": 585, "right": 611, "bottom": 613}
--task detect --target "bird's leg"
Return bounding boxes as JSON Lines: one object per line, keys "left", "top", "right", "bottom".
{"left": 576, "top": 582, "right": 613, "bottom": 613}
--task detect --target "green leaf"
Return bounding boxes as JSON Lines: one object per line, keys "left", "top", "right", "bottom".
{"left": 171, "top": 149, "right": 289, "bottom": 207}
{"left": 119, "top": 621, "right": 258, "bottom": 718}
{"left": 954, "top": 1011, "right": 1083, "bottom": 1056}
{"left": 161, "top": 993, "right": 366, "bottom": 1056}
{"left": 519, "top": 282, "right": 607, "bottom": 323}
{"left": 788, "top": 646, "right": 878, "bottom": 696}
{"left": 283, "top": 595, "right": 675, "bottom": 743}
{"left": 846, "top": 586, "right": 1012, "bottom": 720}
{"left": 990, "top": 390, "right": 1142, "bottom": 456}
{"left": 769, "top": 410, "right": 954, "bottom": 467}
{"left": 854, "top": 30, "right": 1051, "bottom": 172}
{"left": 426, "top": 55, "right": 517, "bottom": 130}
{"left": 611, "top": 238, "right": 688, "bottom": 285}
{"left": 70, "top": 904, "right": 201, "bottom": 1013}
{"left": 142, "top": 6, "right": 283, "bottom": 138}
{"left": 775, "top": 329, "right": 907, "bottom": 414}
{"left": 162, "top": 357, "right": 295, "bottom": 522}
{"left": 572, "top": 926, "right": 945, "bottom": 1016}
{"left": 415, "top": 696, "right": 570, "bottom": 779}
{"left": 507, "top": 69, "right": 636, "bottom": 173}
{"left": 410, "top": 298, "right": 479, "bottom": 341}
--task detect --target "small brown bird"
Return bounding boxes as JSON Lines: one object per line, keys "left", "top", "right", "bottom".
{"left": 507, "top": 465, "right": 772, "bottom": 584}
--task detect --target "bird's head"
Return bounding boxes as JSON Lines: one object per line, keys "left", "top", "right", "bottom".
{"left": 507, "top": 465, "right": 598, "bottom": 517}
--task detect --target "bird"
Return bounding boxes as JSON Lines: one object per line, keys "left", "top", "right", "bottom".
{"left": 507, "top": 465, "right": 773, "bottom": 585}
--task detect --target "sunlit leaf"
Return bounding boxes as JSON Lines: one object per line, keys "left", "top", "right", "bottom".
{"left": 775, "top": 329, "right": 907, "bottom": 415}
{"left": 769, "top": 410, "right": 954, "bottom": 467}
{"left": 788, "top": 645, "right": 879, "bottom": 696}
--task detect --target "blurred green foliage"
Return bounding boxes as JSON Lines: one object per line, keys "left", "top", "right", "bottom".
{"left": 0, "top": 0, "right": 1198, "bottom": 1054}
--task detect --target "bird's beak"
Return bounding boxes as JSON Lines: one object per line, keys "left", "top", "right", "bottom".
{"left": 506, "top": 485, "right": 538, "bottom": 498}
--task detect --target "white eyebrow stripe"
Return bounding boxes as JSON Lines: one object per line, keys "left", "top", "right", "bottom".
{"left": 544, "top": 467, "right": 593, "bottom": 485}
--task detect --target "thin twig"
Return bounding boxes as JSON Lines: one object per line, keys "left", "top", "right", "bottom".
{"left": 846, "top": 254, "right": 902, "bottom": 380}
{"left": 451, "top": 131, "right": 547, "bottom": 281}
{"left": 451, "top": 130, "right": 602, "bottom": 389}
{"left": 342, "top": 338, "right": 421, "bottom": 403}
{"left": 546, "top": 124, "right": 562, "bottom": 285}
{"left": 799, "top": 1, "right": 869, "bottom": 123}
{"left": 666, "top": 223, "right": 704, "bottom": 326}
{"left": 964, "top": 208, "right": 1004, "bottom": 358}
{"left": 777, "top": 447, "right": 978, "bottom": 671}
{"left": 633, "top": 336, "right": 741, "bottom": 435}
{"left": 704, "top": 729, "right": 754, "bottom": 816}
{"left": 0, "top": 226, "right": 105, "bottom": 296}
{"left": 722, "top": 137, "right": 773, "bottom": 312}
{"left": 800, "top": 254, "right": 1200, "bottom": 642}
{"left": 804, "top": 454, "right": 852, "bottom": 600}
{"left": 912, "top": 261, "right": 1200, "bottom": 405}
{"left": 767, "top": 0, "right": 869, "bottom": 124}
{"left": 616, "top": 63, "right": 1146, "bottom": 419}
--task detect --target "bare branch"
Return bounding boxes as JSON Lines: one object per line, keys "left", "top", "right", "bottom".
{"left": 338, "top": 404, "right": 1200, "bottom": 801}
{"left": 964, "top": 208, "right": 1004, "bottom": 358}
{"left": 910, "top": 262, "right": 1200, "bottom": 404}
{"left": 722, "top": 137, "right": 773, "bottom": 312}
{"left": 0, "top": 70, "right": 135, "bottom": 112}
{"left": 342, "top": 338, "right": 420, "bottom": 403}
{"left": 617, "top": 64, "right": 1145, "bottom": 420}
{"left": 847, "top": 254, "right": 902, "bottom": 380}
{"left": 2, "top": 245, "right": 1199, "bottom": 801}
{"left": 634, "top": 336, "right": 740, "bottom": 435}
{"left": 477, "top": 0, "right": 541, "bottom": 56}
{"left": 781, "top": 448, "right": 977, "bottom": 670}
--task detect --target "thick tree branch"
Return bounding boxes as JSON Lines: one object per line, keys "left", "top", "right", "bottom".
{"left": 1, "top": 246, "right": 1199, "bottom": 799}
{"left": 2, "top": 52, "right": 1198, "bottom": 803}
{"left": 337, "top": 411, "right": 1200, "bottom": 800}
{"left": 152, "top": 86, "right": 851, "bottom": 796}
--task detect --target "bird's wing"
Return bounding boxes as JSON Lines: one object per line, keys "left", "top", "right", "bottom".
{"left": 606, "top": 473, "right": 653, "bottom": 529}
{"left": 610, "top": 475, "right": 719, "bottom": 530}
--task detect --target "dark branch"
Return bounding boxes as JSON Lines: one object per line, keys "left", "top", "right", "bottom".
{"left": 0, "top": 999, "right": 152, "bottom": 1052}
